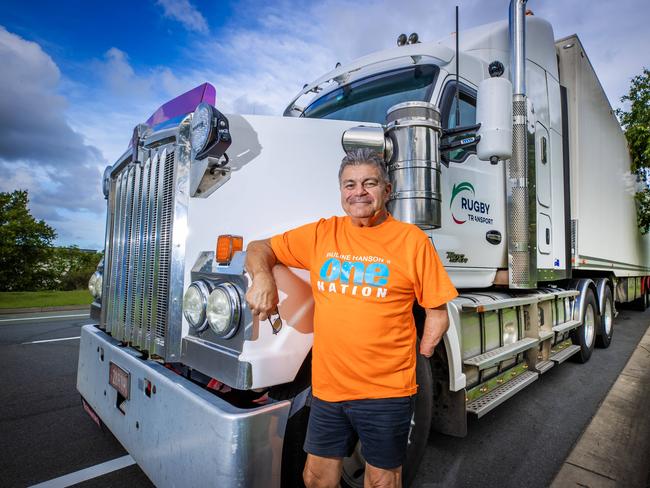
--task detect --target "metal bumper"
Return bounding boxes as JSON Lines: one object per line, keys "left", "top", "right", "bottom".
{"left": 77, "top": 325, "right": 291, "bottom": 488}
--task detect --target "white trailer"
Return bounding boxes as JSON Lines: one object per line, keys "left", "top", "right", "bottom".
{"left": 79, "top": 2, "right": 650, "bottom": 486}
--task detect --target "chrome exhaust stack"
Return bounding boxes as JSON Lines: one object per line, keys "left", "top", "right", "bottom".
{"left": 384, "top": 101, "right": 443, "bottom": 230}
{"left": 508, "top": 0, "right": 535, "bottom": 288}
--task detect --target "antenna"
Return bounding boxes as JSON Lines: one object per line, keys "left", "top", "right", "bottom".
{"left": 455, "top": 5, "right": 461, "bottom": 127}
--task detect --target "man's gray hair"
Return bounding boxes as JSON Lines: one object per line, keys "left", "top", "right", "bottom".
{"left": 338, "top": 148, "right": 390, "bottom": 184}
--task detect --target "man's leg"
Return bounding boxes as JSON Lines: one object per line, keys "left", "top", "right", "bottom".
{"left": 303, "top": 454, "right": 343, "bottom": 488}
{"left": 345, "top": 396, "right": 414, "bottom": 488}
{"left": 303, "top": 397, "right": 356, "bottom": 488}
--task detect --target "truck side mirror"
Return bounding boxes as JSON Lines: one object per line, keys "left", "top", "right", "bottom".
{"left": 476, "top": 77, "right": 513, "bottom": 163}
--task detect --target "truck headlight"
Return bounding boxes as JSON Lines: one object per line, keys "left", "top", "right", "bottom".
{"left": 190, "top": 103, "right": 215, "bottom": 154}
{"left": 88, "top": 271, "right": 103, "bottom": 300}
{"left": 183, "top": 281, "right": 211, "bottom": 332}
{"left": 502, "top": 322, "right": 518, "bottom": 345}
{"left": 207, "top": 283, "right": 241, "bottom": 338}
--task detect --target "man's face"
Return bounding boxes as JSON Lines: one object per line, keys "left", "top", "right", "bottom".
{"left": 339, "top": 163, "right": 391, "bottom": 220}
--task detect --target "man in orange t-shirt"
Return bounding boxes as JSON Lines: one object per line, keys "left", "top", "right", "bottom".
{"left": 245, "top": 148, "right": 457, "bottom": 488}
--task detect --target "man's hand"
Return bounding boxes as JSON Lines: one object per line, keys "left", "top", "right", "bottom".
{"left": 420, "top": 304, "right": 450, "bottom": 358}
{"left": 244, "top": 239, "right": 279, "bottom": 322}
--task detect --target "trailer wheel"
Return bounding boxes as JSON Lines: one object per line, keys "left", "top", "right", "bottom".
{"left": 570, "top": 288, "right": 597, "bottom": 363}
{"left": 595, "top": 286, "right": 614, "bottom": 348}
{"left": 340, "top": 348, "right": 433, "bottom": 488}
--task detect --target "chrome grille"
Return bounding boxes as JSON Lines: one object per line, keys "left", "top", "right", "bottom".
{"left": 101, "top": 145, "right": 177, "bottom": 356}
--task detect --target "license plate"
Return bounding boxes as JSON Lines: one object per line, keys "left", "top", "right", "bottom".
{"left": 109, "top": 362, "right": 130, "bottom": 400}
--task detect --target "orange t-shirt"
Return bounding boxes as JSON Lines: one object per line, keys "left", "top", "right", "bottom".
{"left": 270, "top": 215, "right": 458, "bottom": 402}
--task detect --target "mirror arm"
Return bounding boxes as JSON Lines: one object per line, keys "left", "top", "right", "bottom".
{"left": 439, "top": 134, "right": 481, "bottom": 153}
{"left": 441, "top": 122, "right": 481, "bottom": 138}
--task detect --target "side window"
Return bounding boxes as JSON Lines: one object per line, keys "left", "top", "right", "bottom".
{"left": 440, "top": 82, "right": 477, "bottom": 162}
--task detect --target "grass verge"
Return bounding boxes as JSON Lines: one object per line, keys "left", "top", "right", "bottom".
{"left": 0, "top": 290, "right": 93, "bottom": 309}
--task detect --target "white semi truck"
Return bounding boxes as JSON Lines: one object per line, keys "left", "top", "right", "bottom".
{"left": 79, "top": 1, "right": 650, "bottom": 486}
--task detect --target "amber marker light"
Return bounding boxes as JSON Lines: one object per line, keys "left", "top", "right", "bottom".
{"left": 216, "top": 234, "right": 244, "bottom": 264}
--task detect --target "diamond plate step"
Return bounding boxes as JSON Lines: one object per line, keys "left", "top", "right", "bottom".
{"left": 466, "top": 371, "right": 539, "bottom": 418}
{"left": 550, "top": 344, "right": 581, "bottom": 363}
{"left": 535, "top": 360, "right": 554, "bottom": 374}
{"left": 552, "top": 319, "right": 581, "bottom": 334}
{"left": 463, "top": 337, "right": 539, "bottom": 370}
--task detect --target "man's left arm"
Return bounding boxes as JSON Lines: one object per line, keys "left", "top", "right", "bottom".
{"left": 419, "top": 304, "right": 450, "bottom": 358}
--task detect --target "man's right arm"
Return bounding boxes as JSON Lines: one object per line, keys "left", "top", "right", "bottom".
{"left": 244, "top": 239, "right": 279, "bottom": 322}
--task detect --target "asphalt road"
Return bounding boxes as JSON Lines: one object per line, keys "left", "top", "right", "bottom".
{"left": 0, "top": 308, "right": 648, "bottom": 488}
{"left": 0, "top": 311, "right": 152, "bottom": 488}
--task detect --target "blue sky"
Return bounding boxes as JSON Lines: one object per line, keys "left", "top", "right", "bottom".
{"left": 0, "top": 0, "right": 647, "bottom": 249}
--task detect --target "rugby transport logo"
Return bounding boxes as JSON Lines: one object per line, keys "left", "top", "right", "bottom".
{"left": 450, "top": 181, "right": 494, "bottom": 225}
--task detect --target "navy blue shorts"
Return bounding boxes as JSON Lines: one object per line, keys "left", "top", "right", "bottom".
{"left": 304, "top": 395, "right": 415, "bottom": 470}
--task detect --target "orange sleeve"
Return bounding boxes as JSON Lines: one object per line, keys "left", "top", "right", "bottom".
{"left": 414, "top": 237, "right": 458, "bottom": 309}
{"left": 269, "top": 221, "right": 319, "bottom": 270}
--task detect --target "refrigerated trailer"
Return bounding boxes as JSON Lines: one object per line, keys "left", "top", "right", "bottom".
{"left": 79, "top": 1, "right": 650, "bottom": 486}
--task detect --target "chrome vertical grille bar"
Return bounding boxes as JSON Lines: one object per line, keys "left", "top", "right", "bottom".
{"left": 124, "top": 163, "right": 142, "bottom": 342}
{"left": 103, "top": 176, "right": 120, "bottom": 333}
{"left": 109, "top": 171, "right": 128, "bottom": 335}
{"left": 116, "top": 167, "right": 136, "bottom": 339}
{"left": 132, "top": 157, "right": 151, "bottom": 347}
{"left": 155, "top": 150, "right": 176, "bottom": 349}
{"left": 141, "top": 151, "right": 159, "bottom": 349}
{"left": 147, "top": 147, "right": 167, "bottom": 355}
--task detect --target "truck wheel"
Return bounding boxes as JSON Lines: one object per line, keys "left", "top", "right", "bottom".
{"left": 595, "top": 286, "right": 614, "bottom": 348}
{"left": 340, "top": 349, "right": 433, "bottom": 488}
{"left": 570, "top": 288, "right": 597, "bottom": 363}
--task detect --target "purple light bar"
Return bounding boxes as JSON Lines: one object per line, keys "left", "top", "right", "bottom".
{"left": 145, "top": 82, "right": 216, "bottom": 127}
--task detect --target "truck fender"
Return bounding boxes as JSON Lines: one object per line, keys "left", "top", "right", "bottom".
{"left": 441, "top": 301, "right": 467, "bottom": 392}
{"left": 593, "top": 277, "right": 613, "bottom": 318}
{"left": 567, "top": 278, "right": 599, "bottom": 322}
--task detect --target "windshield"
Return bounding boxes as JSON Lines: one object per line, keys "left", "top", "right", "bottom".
{"left": 303, "top": 65, "right": 438, "bottom": 124}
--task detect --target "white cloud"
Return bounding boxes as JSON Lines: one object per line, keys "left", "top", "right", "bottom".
{"left": 0, "top": 26, "right": 106, "bottom": 248}
{"left": 156, "top": 0, "right": 209, "bottom": 34}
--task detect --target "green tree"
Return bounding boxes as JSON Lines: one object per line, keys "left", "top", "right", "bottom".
{"left": 616, "top": 68, "right": 650, "bottom": 233}
{"left": 0, "top": 190, "right": 57, "bottom": 291}
{"left": 48, "top": 246, "right": 102, "bottom": 291}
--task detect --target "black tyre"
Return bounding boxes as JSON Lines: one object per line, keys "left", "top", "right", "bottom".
{"left": 570, "top": 287, "right": 598, "bottom": 363}
{"left": 340, "top": 349, "right": 433, "bottom": 488}
{"left": 595, "top": 286, "right": 614, "bottom": 348}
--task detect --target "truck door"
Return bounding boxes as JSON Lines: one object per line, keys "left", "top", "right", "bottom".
{"left": 435, "top": 79, "right": 507, "bottom": 272}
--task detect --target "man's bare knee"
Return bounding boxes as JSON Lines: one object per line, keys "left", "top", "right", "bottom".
{"left": 364, "top": 463, "right": 401, "bottom": 488}
{"left": 303, "top": 454, "right": 342, "bottom": 488}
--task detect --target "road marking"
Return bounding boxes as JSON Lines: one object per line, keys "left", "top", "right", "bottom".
{"left": 22, "top": 336, "right": 81, "bottom": 344}
{"left": 29, "top": 455, "right": 136, "bottom": 488}
{"left": 0, "top": 313, "right": 89, "bottom": 323}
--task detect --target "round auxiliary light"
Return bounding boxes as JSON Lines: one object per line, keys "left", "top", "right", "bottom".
{"left": 88, "top": 273, "right": 98, "bottom": 298}
{"left": 397, "top": 33, "right": 407, "bottom": 46}
{"left": 94, "top": 272, "right": 103, "bottom": 300}
{"left": 502, "top": 322, "right": 518, "bottom": 345}
{"left": 183, "top": 281, "right": 211, "bottom": 332}
{"left": 207, "top": 283, "right": 241, "bottom": 338}
{"left": 190, "top": 103, "right": 215, "bottom": 154}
